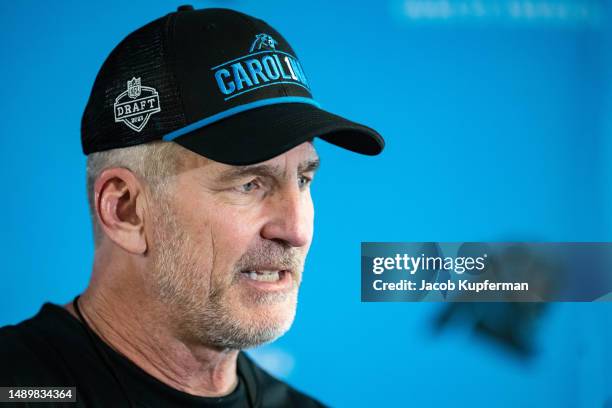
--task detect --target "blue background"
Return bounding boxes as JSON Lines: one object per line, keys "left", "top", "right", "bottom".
{"left": 1, "top": 0, "right": 611, "bottom": 406}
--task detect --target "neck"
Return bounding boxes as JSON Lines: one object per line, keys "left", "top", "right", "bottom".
{"left": 65, "top": 258, "right": 240, "bottom": 397}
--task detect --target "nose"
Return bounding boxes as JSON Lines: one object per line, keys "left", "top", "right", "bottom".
{"left": 260, "top": 184, "right": 312, "bottom": 248}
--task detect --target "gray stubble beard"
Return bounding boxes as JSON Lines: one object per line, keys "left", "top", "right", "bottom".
{"left": 148, "top": 196, "right": 302, "bottom": 350}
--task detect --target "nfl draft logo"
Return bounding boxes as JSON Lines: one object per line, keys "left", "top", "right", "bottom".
{"left": 114, "top": 77, "right": 161, "bottom": 132}
{"left": 127, "top": 77, "right": 141, "bottom": 98}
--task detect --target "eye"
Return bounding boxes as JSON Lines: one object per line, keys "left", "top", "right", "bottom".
{"left": 238, "top": 179, "right": 260, "bottom": 193}
{"left": 298, "top": 175, "right": 312, "bottom": 189}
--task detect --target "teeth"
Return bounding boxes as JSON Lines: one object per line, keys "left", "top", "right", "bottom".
{"left": 244, "top": 270, "right": 281, "bottom": 282}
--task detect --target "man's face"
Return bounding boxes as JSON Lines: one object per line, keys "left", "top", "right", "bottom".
{"left": 148, "top": 141, "right": 318, "bottom": 349}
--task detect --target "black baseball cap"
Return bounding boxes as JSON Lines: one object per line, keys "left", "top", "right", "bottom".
{"left": 81, "top": 5, "right": 384, "bottom": 165}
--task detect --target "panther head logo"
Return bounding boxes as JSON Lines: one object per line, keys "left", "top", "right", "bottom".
{"left": 250, "top": 34, "right": 278, "bottom": 52}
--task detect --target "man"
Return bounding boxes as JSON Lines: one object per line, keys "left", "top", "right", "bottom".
{"left": 0, "top": 6, "right": 383, "bottom": 407}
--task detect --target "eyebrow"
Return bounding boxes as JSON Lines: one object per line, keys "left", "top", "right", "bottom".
{"left": 217, "top": 157, "right": 320, "bottom": 184}
{"left": 299, "top": 158, "right": 320, "bottom": 173}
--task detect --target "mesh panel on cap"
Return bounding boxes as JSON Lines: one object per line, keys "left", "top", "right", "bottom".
{"left": 81, "top": 14, "right": 187, "bottom": 154}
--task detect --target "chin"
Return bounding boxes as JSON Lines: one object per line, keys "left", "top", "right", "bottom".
{"left": 196, "top": 285, "right": 299, "bottom": 349}
{"left": 248, "top": 297, "right": 297, "bottom": 327}
{"left": 235, "top": 299, "right": 298, "bottom": 346}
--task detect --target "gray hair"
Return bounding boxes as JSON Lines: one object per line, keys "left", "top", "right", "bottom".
{"left": 85, "top": 142, "right": 185, "bottom": 246}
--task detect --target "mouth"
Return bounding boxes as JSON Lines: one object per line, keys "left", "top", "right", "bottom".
{"left": 241, "top": 270, "right": 286, "bottom": 282}
{"left": 239, "top": 269, "right": 293, "bottom": 291}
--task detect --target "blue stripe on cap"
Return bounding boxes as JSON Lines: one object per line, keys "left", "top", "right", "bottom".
{"left": 162, "top": 96, "right": 321, "bottom": 142}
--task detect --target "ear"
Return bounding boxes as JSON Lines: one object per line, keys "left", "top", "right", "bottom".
{"left": 94, "top": 167, "right": 148, "bottom": 254}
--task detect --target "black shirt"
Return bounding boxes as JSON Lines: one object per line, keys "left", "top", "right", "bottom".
{"left": 0, "top": 303, "right": 327, "bottom": 408}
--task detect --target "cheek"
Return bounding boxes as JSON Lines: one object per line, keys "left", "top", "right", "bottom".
{"left": 206, "top": 206, "right": 260, "bottom": 268}
{"left": 167, "top": 199, "right": 217, "bottom": 270}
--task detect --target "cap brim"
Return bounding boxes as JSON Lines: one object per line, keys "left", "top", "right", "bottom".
{"left": 171, "top": 103, "right": 385, "bottom": 165}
